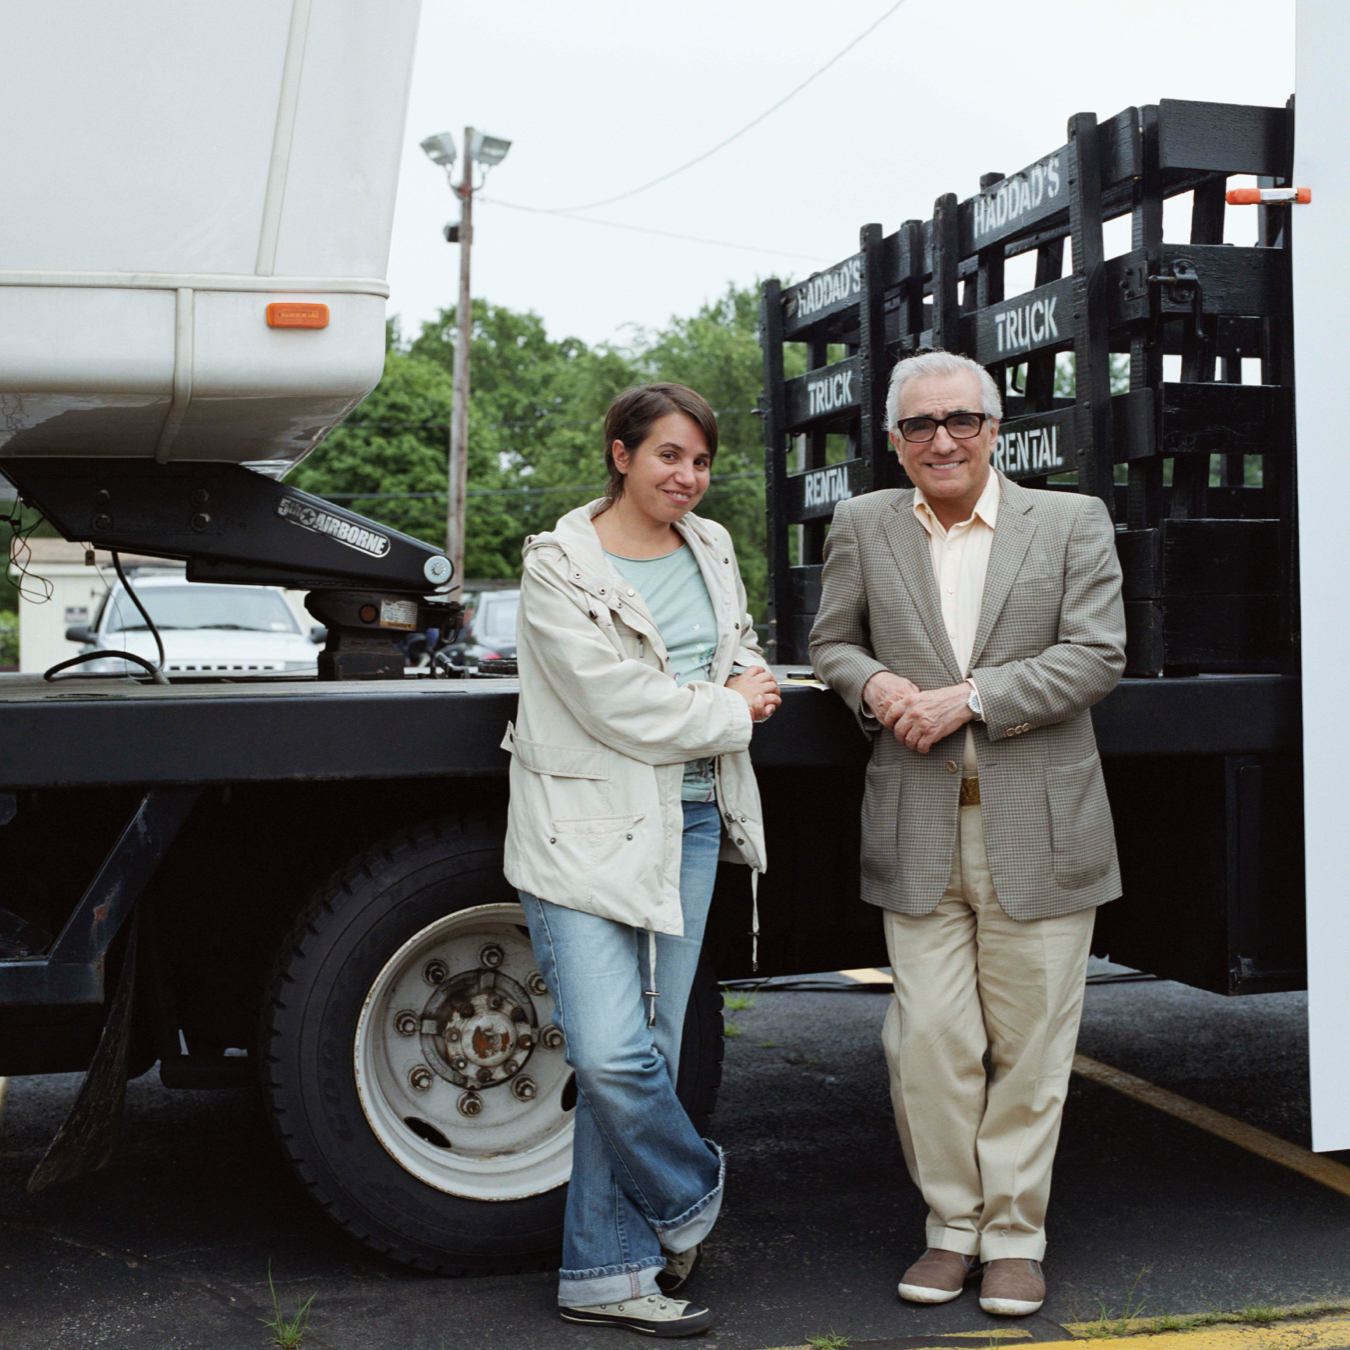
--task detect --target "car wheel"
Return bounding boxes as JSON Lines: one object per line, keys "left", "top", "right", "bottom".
{"left": 261, "top": 812, "right": 724, "bottom": 1274}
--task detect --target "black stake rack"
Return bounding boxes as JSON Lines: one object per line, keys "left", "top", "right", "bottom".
{"left": 759, "top": 98, "right": 1298, "bottom": 678}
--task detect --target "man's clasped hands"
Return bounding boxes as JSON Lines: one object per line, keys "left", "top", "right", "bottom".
{"left": 863, "top": 670, "right": 976, "bottom": 755}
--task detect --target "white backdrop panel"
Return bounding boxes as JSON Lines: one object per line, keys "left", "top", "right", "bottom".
{"left": 1294, "top": 0, "right": 1350, "bottom": 1153}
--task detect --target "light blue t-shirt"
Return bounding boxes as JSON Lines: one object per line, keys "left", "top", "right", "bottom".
{"left": 605, "top": 544, "right": 718, "bottom": 802}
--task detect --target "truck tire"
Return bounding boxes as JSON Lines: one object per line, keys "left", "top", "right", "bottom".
{"left": 261, "top": 812, "right": 724, "bottom": 1275}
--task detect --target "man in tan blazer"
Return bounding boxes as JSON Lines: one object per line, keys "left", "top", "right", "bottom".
{"left": 809, "top": 350, "right": 1125, "bottom": 1318}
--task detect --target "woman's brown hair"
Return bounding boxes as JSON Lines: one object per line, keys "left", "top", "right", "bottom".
{"left": 599, "top": 383, "right": 719, "bottom": 508}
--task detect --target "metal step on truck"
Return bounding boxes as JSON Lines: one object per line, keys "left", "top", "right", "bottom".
{"left": 1, "top": 0, "right": 1345, "bottom": 1284}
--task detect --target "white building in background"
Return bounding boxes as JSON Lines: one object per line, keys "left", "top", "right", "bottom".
{"left": 10, "top": 539, "right": 180, "bottom": 675}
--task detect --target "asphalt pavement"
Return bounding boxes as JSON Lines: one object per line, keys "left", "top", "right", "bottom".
{"left": 2, "top": 960, "right": 1348, "bottom": 1349}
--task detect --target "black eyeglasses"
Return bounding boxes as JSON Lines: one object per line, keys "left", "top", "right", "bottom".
{"left": 895, "top": 412, "right": 989, "bottom": 443}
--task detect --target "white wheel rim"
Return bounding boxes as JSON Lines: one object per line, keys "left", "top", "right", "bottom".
{"left": 354, "top": 902, "right": 574, "bottom": 1200}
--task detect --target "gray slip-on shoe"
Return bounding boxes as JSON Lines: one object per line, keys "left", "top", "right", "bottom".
{"left": 979, "top": 1257, "right": 1046, "bottom": 1316}
{"left": 898, "top": 1248, "right": 982, "bottom": 1304}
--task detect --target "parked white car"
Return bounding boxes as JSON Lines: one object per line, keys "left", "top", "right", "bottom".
{"left": 68, "top": 577, "right": 320, "bottom": 679}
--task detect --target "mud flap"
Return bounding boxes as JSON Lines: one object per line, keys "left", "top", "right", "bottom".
{"left": 27, "top": 915, "right": 139, "bottom": 1193}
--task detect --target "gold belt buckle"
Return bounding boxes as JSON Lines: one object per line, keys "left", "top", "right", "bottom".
{"left": 959, "top": 776, "right": 981, "bottom": 807}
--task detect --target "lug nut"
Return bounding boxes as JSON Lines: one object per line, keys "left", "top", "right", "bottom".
{"left": 452, "top": 1056, "right": 468, "bottom": 1071}
{"left": 527, "top": 972, "right": 548, "bottom": 996}
{"left": 409, "top": 1065, "right": 433, "bottom": 1092}
{"left": 479, "top": 943, "right": 505, "bottom": 968}
{"left": 458, "top": 1002, "right": 475, "bottom": 1019}
{"left": 512, "top": 1076, "right": 537, "bottom": 1101}
{"left": 540, "top": 1026, "right": 564, "bottom": 1050}
{"left": 511, "top": 1006, "right": 527, "bottom": 1023}
{"left": 446, "top": 1028, "right": 461, "bottom": 1043}
{"left": 517, "top": 1035, "right": 533, "bottom": 1051}
{"left": 424, "top": 960, "right": 448, "bottom": 985}
{"left": 488, "top": 995, "right": 504, "bottom": 1011}
{"left": 394, "top": 1011, "right": 418, "bottom": 1036}
{"left": 503, "top": 1058, "right": 519, "bottom": 1075}
{"left": 476, "top": 1067, "right": 493, "bottom": 1084}
{"left": 458, "top": 1091, "right": 483, "bottom": 1117}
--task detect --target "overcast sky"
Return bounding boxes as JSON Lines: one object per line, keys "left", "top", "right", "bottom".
{"left": 385, "top": 0, "right": 1295, "bottom": 350}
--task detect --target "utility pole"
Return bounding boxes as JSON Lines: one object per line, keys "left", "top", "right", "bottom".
{"left": 422, "top": 124, "right": 508, "bottom": 584}
{"left": 447, "top": 126, "right": 474, "bottom": 580}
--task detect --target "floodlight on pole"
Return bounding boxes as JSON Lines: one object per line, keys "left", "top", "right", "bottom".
{"left": 420, "top": 131, "right": 458, "bottom": 169}
{"left": 469, "top": 131, "right": 511, "bottom": 167}
{"left": 421, "top": 125, "right": 511, "bottom": 582}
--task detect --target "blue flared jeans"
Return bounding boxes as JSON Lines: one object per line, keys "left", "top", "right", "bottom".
{"left": 518, "top": 800, "right": 724, "bottom": 1307}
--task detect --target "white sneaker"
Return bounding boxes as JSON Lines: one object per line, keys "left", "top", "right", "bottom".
{"left": 560, "top": 1293, "right": 715, "bottom": 1337}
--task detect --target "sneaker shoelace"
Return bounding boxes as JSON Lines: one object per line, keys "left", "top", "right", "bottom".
{"left": 624, "top": 1295, "right": 686, "bottom": 1316}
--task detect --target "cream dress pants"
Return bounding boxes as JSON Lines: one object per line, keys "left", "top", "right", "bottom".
{"left": 881, "top": 801, "right": 1096, "bottom": 1262}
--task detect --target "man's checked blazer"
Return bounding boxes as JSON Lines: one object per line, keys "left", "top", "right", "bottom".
{"left": 809, "top": 472, "right": 1127, "bottom": 922}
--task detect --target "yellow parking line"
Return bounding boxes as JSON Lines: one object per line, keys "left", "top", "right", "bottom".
{"left": 1057, "top": 1316, "right": 1350, "bottom": 1348}
{"left": 837, "top": 967, "right": 892, "bottom": 984}
{"left": 765, "top": 1317, "right": 1350, "bottom": 1350}
{"left": 935, "top": 1331, "right": 1032, "bottom": 1340}
{"left": 1073, "top": 1054, "right": 1350, "bottom": 1200}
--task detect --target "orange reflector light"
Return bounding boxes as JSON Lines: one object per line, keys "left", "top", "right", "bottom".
{"left": 1226, "top": 187, "right": 1311, "bottom": 205}
{"left": 266, "top": 302, "right": 330, "bottom": 329}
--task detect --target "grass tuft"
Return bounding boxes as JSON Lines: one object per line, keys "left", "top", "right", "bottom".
{"left": 722, "top": 991, "right": 758, "bottom": 1012}
{"left": 1149, "top": 1315, "right": 1189, "bottom": 1333}
{"left": 805, "top": 1330, "right": 850, "bottom": 1349}
{"left": 259, "top": 1262, "right": 316, "bottom": 1349}
{"left": 1242, "top": 1305, "right": 1283, "bottom": 1325}
{"left": 1075, "top": 1269, "right": 1150, "bottom": 1340}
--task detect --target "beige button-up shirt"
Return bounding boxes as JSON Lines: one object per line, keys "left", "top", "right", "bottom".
{"left": 912, "top": 468, "right": 999, "bottom": 773}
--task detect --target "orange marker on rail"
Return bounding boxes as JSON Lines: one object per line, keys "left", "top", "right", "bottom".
{"left": 1226, "top": 187, "right": 1312, "bottom": 205}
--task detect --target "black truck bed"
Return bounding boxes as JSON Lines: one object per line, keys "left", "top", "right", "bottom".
{"left": 0, "top": 671, "right": 1299, "bottom": 788}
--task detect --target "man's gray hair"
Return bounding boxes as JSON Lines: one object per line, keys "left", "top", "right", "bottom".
{"left": 885, "top": 350, "right": 1003, "bottom": 428}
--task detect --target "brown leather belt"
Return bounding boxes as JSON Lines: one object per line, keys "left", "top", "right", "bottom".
{"left": 959, "top": 776, "right": 981, "bottom": 807}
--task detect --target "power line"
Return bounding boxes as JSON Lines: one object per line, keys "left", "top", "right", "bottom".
{"left": 490, "top": 0, "right": 910, "bottom": 215}
{"left": 477, "top": 197, "right": 830, "bottom": 264}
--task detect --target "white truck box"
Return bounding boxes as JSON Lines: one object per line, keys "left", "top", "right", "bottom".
{"left": 0, "top": 0, "right": 421, "bottom": 473}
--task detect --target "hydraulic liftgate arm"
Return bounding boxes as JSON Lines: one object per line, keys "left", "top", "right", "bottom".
{"left": 0, "top": 460, "right": 461, "bottom": 680}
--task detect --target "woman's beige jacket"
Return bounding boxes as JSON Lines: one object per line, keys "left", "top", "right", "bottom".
{"left": 502, "top": 500, "right": 767, "bottom": 935}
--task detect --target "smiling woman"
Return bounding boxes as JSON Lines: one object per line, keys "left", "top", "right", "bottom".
{"left": 596, "top": 382, "right": 719, "bottom": 521}
{"left": 501, "top": 382, "right": 780, "bottom": 1336}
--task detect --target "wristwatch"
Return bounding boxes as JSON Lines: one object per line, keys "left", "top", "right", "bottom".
{"left": 966, "top": 682, "right": 983, "bottom": 721}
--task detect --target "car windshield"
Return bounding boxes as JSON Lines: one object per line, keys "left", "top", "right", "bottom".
{"left": 476, "top": 595, "right": 518, "bottom": 641}
{"left": 103, "top": 585, "right": 301, "bottom": 634}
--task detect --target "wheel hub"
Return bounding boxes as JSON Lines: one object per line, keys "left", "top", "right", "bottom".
{"left": 420, "top": 968, "right": 538, "bottom": 1089}
{"left": 355, "top": 902, "right": 573, "bottom": 1201}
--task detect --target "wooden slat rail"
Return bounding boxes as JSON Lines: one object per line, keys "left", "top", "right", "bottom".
{"left": 759, "top": 98, "right": 1296, "bottom": 670}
